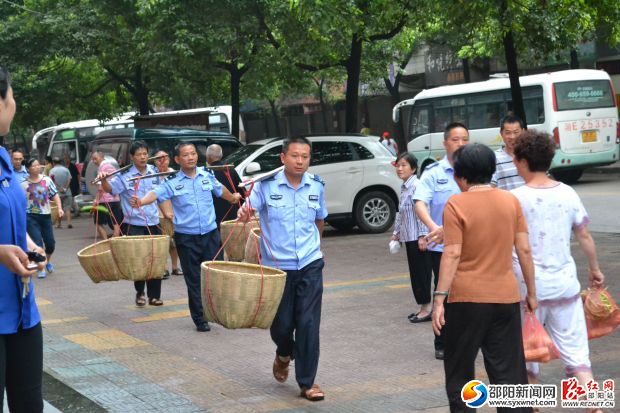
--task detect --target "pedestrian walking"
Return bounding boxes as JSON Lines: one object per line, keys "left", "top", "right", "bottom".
{"left": 238, "top": 136, "right": 328, "bottom": 401}
{"left": 153, "top": 150, "right": 182, "bottom": 278}
{"left": 90, "top": 151, "right": 123, "bottom": 239}
{"left": 380, "top": 132, "right": 398, "bottom": 156}
{"left": 431, "top": 143, "right": 537, "bottom": 413}
{"left": 10, "top": 148, "right": 28, "bottom": 182}
{"left": 99, "top": 141, "right": 164, "bottom": 307}
{"left": 491, "top": 115, "right": 525, "bottom": 190}
{"left": 21, "top": 159, "right": 63, "bottom": 278}
{"left": 391, "top": 152, "right": 433, "bottom": 323}
{"left": 0, "top": 64, "right": 45, "bottom": 412}
{"left": 414, "top": 122, "right": 469, "bottom": 360}
{"left": 49, "top": 156, "right": 73, "bottom": 228}
{"left": 132, "top": 142, "right": 241, "bottom": 331}
{"left": 206, "top": 143, "right": 242, "bottom": 228}
{"left": 64, "top": 153, "right": 81, "bottom": 217}
{"left": 511, "top": 130, "right": 605, "bottom": 407}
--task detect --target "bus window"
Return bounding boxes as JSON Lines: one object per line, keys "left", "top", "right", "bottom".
{"left": 409, "top": 106, "right": 430, "bottom": 139}
{"left": 554, "top": 80, "right": 615, "bottom": 111}
{"left": 523, "top": 86, "right": 545, "bottom": 124}
{"left": 50, "top": 141, "right": 77, "bottom": 162}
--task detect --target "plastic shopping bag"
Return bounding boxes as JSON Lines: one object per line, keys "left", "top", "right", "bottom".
{"left": 581, "top": 288, "right": 620, "bottom": 340}
{"left": 522, "top": 312, "right": 559, "bottom": 363}
{"left": 389, "top": 240, "right": 401, "bottom": 254}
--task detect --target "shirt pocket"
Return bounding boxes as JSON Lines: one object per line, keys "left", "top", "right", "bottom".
{"left": 307, "top": 201, "right": 321, "bottom": 221}
{"left": 266, "top": 200, "right": 288, "bottom": 221}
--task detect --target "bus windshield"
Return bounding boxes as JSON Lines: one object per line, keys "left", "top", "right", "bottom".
{"left": 554, "top": 80, "right": 615, "bottom": 111}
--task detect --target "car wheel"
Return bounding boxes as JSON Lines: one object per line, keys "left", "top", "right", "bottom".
{"left": 354, "top": 191, "right": 396, "bottom": 234}
{"left": 552, "top": 169, "right": 583, "bottom": 184}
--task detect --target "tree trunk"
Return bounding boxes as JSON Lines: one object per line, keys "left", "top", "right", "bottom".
{"left": 503, "top": 30, "right": 526, "bottom": 128}
{"left": 230, "top": 67, "right": 241, "bottom": 138}
{"left": 317, "top": 78, "right": 328, "bottom": 133}
{"left": 462, "top": 59, "right": 471, "bottom": 83}
{"left": 268, "top": 99, "right": 282, "bottom": 137}
{"left": 344, "top": 35, "right": 363, "bottom": 133}
{"left": 570, "top": 49, "right": 580, "bottom": 69}
{"left": 384, "top": 77, "right": 405, "bottom": 154}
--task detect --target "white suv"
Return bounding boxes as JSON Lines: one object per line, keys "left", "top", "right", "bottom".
{"left": 225, "top": 134, "right": 401, "bottom": 233}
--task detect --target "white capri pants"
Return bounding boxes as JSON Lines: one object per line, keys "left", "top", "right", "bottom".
{"left": 524, "top": 295, "right": 591, "bottom": 377}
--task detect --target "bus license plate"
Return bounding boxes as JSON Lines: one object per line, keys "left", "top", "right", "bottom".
{"left": 581, "top": 131, "right": 597, "bottom": 143}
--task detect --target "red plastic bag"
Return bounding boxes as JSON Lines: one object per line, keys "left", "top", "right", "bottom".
{"left": 522, "top": 312, "right": 560, "bottom": 363}
{"left": 581, "top": 288, "right": 620, "bottom": 340}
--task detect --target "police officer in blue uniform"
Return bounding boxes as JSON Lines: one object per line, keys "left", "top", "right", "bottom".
{"left": 133, "top": 142, "right": 241, "bottom": 332}
{"left": 99, "top": 141, "right": 164, "bottom": 307}
{"left": 238, "top": 136, "right": 328, "bottom": 402}
{"left": 414, "top": 122, "right": 469, "bottom": 360}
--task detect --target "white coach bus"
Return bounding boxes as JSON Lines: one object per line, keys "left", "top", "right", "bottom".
{"left": 392, "top": 69, "right": 619, "bottom": 182}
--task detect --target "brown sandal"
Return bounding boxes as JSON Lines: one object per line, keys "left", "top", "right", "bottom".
{"left": 135, "top": 293, "right": 146, "bottom": 307}
{"left": 300, "top": 384, "right": 325, "bottom": 401}
{"left": 272, "top": 355, "right": 290, "bottom": 383}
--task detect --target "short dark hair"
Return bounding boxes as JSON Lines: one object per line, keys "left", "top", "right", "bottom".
{"left": 52, "top": 157, "right": 62, "bottom": 165}
{"left": 174, "top": 142, "right": 196, "bottom": 157}
{"left": 513, "top": 129, "right": 555, "bottom": 172}
{"left": 0, "top": 66, "right": 10, "bottom": 100}
{"left": 11, "top": 148, "right": 24, "bottom": 157}
{"left": 282, "top": 136, "right": 312, "bottom": 154}
{"left": 25, "top": 158, "right": 38, "bottom": 169}
{"left": 453, "top": 143, "right": 496, "bottom": 184}
{"left": 130, "top": 140, "right": 149, "bottom": 156}
{"left": 444, "top": 122, "right": 468, "bottom": 140}
{"left": 395, "top": 152, "right": 418, "bottom": 170}
{"left": 500, "top": 114, "right": 524, "bottom": 130}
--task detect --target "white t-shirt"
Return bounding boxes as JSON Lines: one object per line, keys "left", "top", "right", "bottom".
{"left": 511, "top": 183, "right": 589, "bottom": 301}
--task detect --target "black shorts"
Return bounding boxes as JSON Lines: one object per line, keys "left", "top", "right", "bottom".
{"left": 93, "top": 201, "right": 124, "bottom": 229}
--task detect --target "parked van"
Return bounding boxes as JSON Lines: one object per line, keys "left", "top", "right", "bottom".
{"left": 84, "top": 127, "right": 242, "bottom": 195}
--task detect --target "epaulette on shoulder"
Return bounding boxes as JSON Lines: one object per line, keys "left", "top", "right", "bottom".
{"left": 263, "top": 175, "right": 276, "bottom": 182}
{"left": 425, "top": 161, "right": 439, "bottom": 169}
{"left": 311, "top": 174, "right": 325, "bottom": 186}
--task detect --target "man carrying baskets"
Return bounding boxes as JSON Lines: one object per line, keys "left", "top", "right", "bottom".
{"left": 238, "top": 136, "right": 328, "bottom": 402}
{"left": 98, "top": 141, "right": 165, "bottom": 307}
{"left": 131, "top": 142, "right": 241, "bottom": 332}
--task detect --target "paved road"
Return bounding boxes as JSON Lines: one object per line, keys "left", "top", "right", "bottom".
{"left": 36, "top": 172, "right": 619, "bottom": 412}
{"left": 573, "top": 170, "right": 620, "bottom": 233}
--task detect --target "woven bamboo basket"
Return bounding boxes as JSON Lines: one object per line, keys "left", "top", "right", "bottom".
{"left": 244, "top": 228, "right": 261, "bottom": 264}
{"left": 109, "top": 235, "right": 169, "bottom": 281}
{"left": 50, "top": 204, "right": 59, "bottom": 225}
{"left": 220, "top": 219, "right": 259, "bottom": 261}
{"left": 159, "top": 216, "right": 174, "bottom": 237}
{"left": 201, "top": 261, "right": 286, "bottom": 329}
{"left": 77, "top": 240, "right": 122, "bottom": 283}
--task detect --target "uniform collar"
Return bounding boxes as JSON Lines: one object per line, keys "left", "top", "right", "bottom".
{"left": 177, "top": 166, "right": 208, "bottom": 180}
{"left": 275, "top": 170, "right": 310, "bottom": 189}
{"left": 0, "top": 147, "right": 12, "bottom": 182}
{"left": 128, "top": 164, "right": 154, "bottom": 177}
{"left": 439, "top": 156, "right": 453, "bottom": 172}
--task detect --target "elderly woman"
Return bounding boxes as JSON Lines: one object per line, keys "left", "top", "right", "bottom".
{"left": 0, "top": 65, "right": 45, "bottom": 411}
{"left": 511, "top": 130, "right": 604, "bottom": 411}
{"left": 431, "top": 143, "right": 537, "bottom": 412}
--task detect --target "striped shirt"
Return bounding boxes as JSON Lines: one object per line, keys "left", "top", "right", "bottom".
{"left": 491, "top": 148, "right": 524, "bottom": 191}
{"left": 393, "top": 175, "right": 428, "bottom": 242}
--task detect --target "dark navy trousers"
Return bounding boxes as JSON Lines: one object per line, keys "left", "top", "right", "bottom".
{"left": 174, "top": 230, "right": 223, "bottom": 327}
{"left": 270, "top": 258, "right": 324, "bottom": 389}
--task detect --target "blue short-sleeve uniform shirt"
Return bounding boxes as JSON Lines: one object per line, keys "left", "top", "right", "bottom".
{"left": 413, "top": 157, "right": 460, "bottom": 252}
{"left": 248, "top": 170, "right": 327, "bottom": 270}
{"left": 153, "top": 167, "right": 223, "bottom": 235}
{"left": 109, "top": 164, "right": 160, "bottom": 226}
{"left": 0, "top": 147, "right": 40, "bottom": 333}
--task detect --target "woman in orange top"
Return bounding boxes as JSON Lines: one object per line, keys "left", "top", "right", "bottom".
{"left": 431, "top": 143, "right": 537, "bottom": 412}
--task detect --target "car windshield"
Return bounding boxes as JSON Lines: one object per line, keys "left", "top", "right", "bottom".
{"left": 223, "top": 144, "right": 264, "bottom": 166}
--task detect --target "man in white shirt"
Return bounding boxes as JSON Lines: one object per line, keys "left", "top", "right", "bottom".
{"left": 491, "top": 115, "right": 525, "bottom": 190}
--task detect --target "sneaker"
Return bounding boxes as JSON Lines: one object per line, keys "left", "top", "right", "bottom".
{"left": 38, "top": 271, "right": 46, "bottom": 279}
{"left": 46, "top": 263, "right": 55, "bottom": 273}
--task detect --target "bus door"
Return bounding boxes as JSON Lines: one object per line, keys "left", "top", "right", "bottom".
{"left": 407, "top": 103, "right": 432, "bottom": 160}
{"left": 48, "top": 129, "right": 78, "bottom": 163}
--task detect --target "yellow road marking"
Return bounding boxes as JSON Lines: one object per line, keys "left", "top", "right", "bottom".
{"left": 124, "top": 297, "right": 188, "bottom": 309}
{"left": 132, "top": 309, "right": 190, "bottom": 323}
{"left": 325, "top": 274, "right": 407, "bottom": 288}
{"left": 64, "top": 329, "right": 149, "bottom": 350}
{"left": 387, "top": 284, "right": 410, "bottom": 289}
{"left": 43, "top": 316, "right": 88, "bottom": 325}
